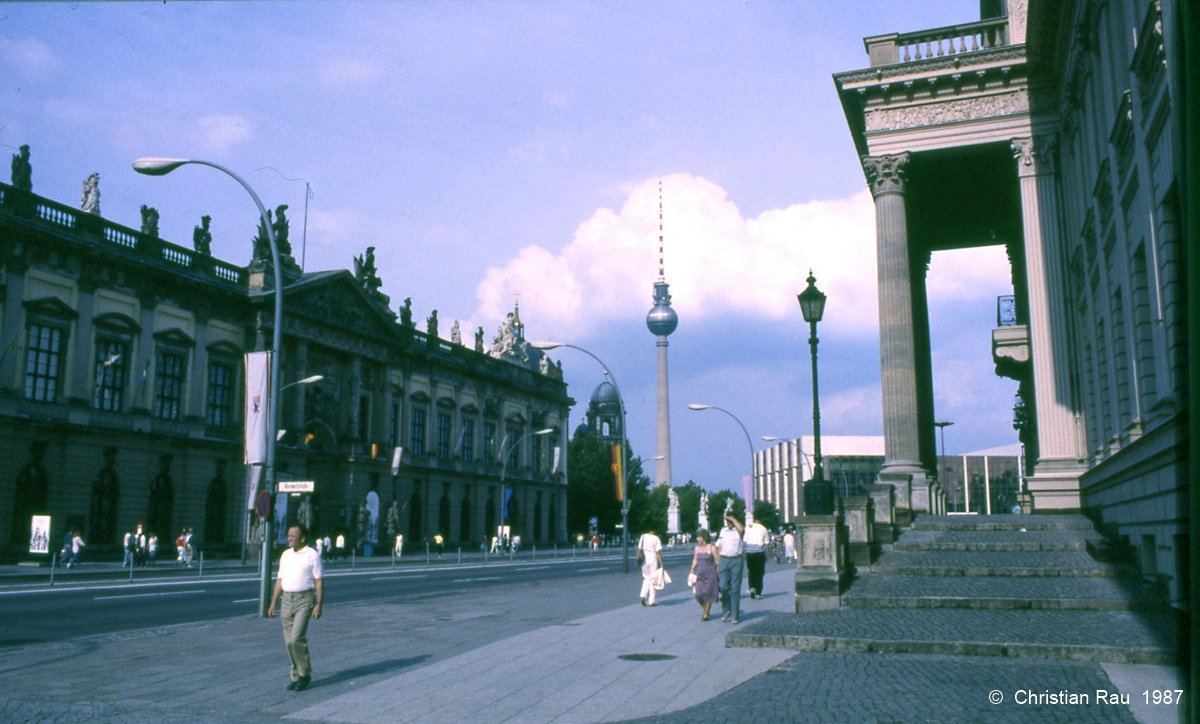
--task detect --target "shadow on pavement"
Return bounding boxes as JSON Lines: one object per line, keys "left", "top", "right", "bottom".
{"left": 310, "top": 655, "right": 431, "bottom": 689}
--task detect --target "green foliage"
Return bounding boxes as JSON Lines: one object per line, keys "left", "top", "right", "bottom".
{"left": 704, "top": 489, "right": 745, "bottom": 533}
{"left": 752, "top": 498, "right": 783, "bottom": 531}
{"left": 675, "top": 481, "right": 704, "bottom": 534}
{"left": 566, "top": 431, "right": 653, "bottom": 537}
{"left": 629, "top": 481, "right": 667, "bottom": 536}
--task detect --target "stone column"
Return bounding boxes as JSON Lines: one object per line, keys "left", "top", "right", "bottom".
{"left": 863, "top": 154, "right": 927, "bottom": 483}
{"left": 348, "top": 355, "right": 362, "bottom": 446}
{"left": 189, "top": 314, "right": 209, "bottom": 423}
{"left": 0, "top": 265, "right": 26, "bottom": 391}
{"left": 69, "top": 284, "right": 97, "bottom": 406}
{"left": 1011, "top": 138, "right": 1087, "bottom": 509}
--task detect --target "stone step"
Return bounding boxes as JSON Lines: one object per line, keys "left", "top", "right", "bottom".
{"left": 911, "top": 514, "right": 1096, "bottom": 532}
{"left": 842, "top": 575, "right": 1170, "bottom": 612}
{"left": 894, "top": 529, "right": 1100, "bottom": 553}
{"left": 727, "top": 609, "right": 1178, "bottom": 664}
{"left": 870, "top": 550, "right": 1134, "bottom": 577}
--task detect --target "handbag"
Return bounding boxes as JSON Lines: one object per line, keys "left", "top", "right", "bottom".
{"left": 687, "top": 572, "right": 698, "bottom": 587}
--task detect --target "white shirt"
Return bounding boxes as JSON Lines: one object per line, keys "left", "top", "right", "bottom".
{"left": 716, "top": 526, "right": 743, "bottom": 557}
{"left": 277, "top": 545, "right": 323, "bottom": 592}
{"left": 638, "top": 533, "right": 662, "bottom": 555}
{"left": 743, "top": 522, "right": 770, "bottom": 549}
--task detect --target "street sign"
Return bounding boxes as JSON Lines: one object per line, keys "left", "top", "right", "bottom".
{"left": 277, "top": 480, "right": 315, "bottom": 494}
{"left": 255, "top": 490, "right": 272, "bottom": 520}
{"left": 391, "top": 446, "right": 403, "bottom": 476}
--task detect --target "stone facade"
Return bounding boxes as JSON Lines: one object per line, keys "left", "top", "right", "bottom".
{"left": 0, "top": 172, "right": 572, "bottom": 556}
{"left": 834, "top": 0, "right": 1188, "bottom": 602}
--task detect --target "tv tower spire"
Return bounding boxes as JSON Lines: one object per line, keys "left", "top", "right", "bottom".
{"left": 645, "top": 181, "right": 678, "bottom": 488}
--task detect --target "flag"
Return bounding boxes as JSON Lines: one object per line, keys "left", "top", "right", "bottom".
{"left": 742, "top": 475, "right": 753, "bottom": 514}
{"left": 245, "top": 466, "right": 264, "bottom": 511}
{"left": 503, "top": 488, "right": 513, "bottom": 518}
{"left": 391, "top": 446, "right": 403, "bottom": 476}
{"left": 243, "top": 351, "right": 272, "bottom": 464}
{"left": 611, "top": 444, "right": 624, "bottom": 501}
{"left": 551, "top": 446, "right": 562, "bottom": 475}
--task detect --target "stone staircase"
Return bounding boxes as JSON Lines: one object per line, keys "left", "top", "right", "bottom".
{"left": 729, "top": 514, "right": 1179, "bottom": 664}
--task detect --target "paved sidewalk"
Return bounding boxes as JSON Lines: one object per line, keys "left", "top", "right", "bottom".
{"left": 289, "top": 569, "right": 797, "bottom": 724}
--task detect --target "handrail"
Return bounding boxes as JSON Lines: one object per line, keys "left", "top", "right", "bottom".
{"left": 865, "top": 16, "right": 1009, "bottom": 67}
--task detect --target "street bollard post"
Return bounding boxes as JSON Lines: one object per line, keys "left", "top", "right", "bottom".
{"left": 199, "top": 551, "right": 204, "bottom": 577}
{"left": 49, "top": 552, "right": 56, "bottom": 587}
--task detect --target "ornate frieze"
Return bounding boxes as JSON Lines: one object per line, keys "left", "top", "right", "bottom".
{"left": 861, "top": 153, "right": 910, "bottom": 197}
{"left": 292, "top": 285, "right": 376, "bottom": 335}
{"left": 865, "top": 89, "right": 1030, "bottom": 132}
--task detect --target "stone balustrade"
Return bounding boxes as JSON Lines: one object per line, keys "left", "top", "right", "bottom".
{"left": 864, "top": 17, "right": 1009, "bottom": 67}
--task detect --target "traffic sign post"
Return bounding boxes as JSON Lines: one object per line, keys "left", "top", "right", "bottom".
{"left": 255, "top": 490, "right": 272, "bottom": 520}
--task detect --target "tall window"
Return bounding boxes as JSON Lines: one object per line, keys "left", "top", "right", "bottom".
{"left": 532, "top": 435, "right": 543, "bottom": 473}
{"left": 484, "top": 422, "right": 496, "bottom": 462}
{"left": 410, "top": 408, "right": 426, "bottom": 456}
{"left": 390, "top": 403, "right": 400, "bottom": 447}
{"left": 93, "top": 339, "right": 127, "bottom": 411}
{"left": 206, "top": 361, "right": 234, "bottom": 426}
{"left": 24, "top": 324, "right": 63, "bottom": 402}
{"left": 154, "top": 351, "right": 186, "bottom": 420}
{"left": 461, "top": 419, "right": 474, "bottom": 462}
{"left": 507, "top": 427, "right": 520, "bottom": 469}
{"left": 437, "top": 413, "right": 452, "bottom": 459}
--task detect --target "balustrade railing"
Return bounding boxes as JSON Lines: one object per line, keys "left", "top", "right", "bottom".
{"left": 865, "top": 17, "right": 1009, "bottom": 67}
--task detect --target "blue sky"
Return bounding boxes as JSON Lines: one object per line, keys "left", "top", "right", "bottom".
{"left": 1, "top": 1, "right": 1019, "bottom": 492}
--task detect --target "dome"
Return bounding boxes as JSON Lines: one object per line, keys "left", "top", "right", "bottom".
{"left": 590, "top": 380, "right": 620, "bottom": 405}
{"left": 646, "top": 303, "right": 678, "bottom": 336}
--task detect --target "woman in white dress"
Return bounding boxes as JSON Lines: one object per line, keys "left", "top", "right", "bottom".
{"left": 637, "top": 528, "right": 664, "bottom": 606}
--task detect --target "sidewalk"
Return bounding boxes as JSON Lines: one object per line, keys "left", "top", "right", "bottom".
{"left": 288, "top": 569, "right": 797, "bottom": 724}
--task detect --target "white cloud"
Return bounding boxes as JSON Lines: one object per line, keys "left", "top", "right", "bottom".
{"left": 926, "top": 245, "right": 1014, "bottom": 302}
{"left": 821, "top": 383, "right": 883, "bottom": 434}
{"left": 0, "top": 36, "right": 61, "bottom": 78}
{"left": 315, "top": 57, "right": 383, "bottom": 87}
{"left": 473, "top": 173, "right": 880, "bottom": 337}
{"left": 196, "top": 115, "right": 253, "bottom": 154}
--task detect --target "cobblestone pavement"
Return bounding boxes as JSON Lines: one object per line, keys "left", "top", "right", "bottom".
{"left": 895, "top": 529, "right": 1098, "bottom": 551}
{"left": 618, "top": 653, "right": 1142, "bottom": 723}
{"left": 912, "top": 514, "right": 1096, "bottom": 531}
{"left": 873, "top": 550, "right": 1125, "bottom": 575}
{"left": 842, "top": 574, "right": 1166, "bottom": 609}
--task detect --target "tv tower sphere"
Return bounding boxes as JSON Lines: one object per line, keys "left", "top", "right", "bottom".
{"left": 646, "top": 283, "right": 678, "bottom": 336}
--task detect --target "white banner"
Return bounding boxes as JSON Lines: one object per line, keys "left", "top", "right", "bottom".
{"left": 552, "top": 446, "right": 562, "bottom": 475}
{"left": 244, "top": 351, "right": 272, "bottom": 464}
{"left": 246, "top": 465, "right": 264, "bottom": 511}
{"left": 391, "top": 446, "right": 403, "bottom": 476}
{"left": 29, "top": 515, "right": 50, "bottom": 554}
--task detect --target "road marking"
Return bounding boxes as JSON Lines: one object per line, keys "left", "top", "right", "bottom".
{"left": 515, "top": 566, "right": 551, "bottom": 571}
{"left": 370, "top": 575, "right": 427, "bottom": 581}
{"left": 576, "top": 567, "right": 614, "bottom": 573}
{"left": 451, "top": 576, "right": 502, "bottom": 583}
{"left": 96, "top": 590, "right": 203, "bottom": 601}
{"left": 232, "top": 598, "right": 258, "bottom": 603}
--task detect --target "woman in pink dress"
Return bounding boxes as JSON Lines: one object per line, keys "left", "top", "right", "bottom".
{"left": 689, "top": 529, "right": 720, "bottom": 621}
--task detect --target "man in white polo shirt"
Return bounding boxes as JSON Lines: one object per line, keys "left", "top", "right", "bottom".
{"left": 268, "top": 523, "right": 324, "bottom": 691}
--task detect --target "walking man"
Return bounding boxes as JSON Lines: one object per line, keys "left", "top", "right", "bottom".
{"left": 268, "top": 523, "right": 324, "bottom": 692}
{"left": 743, "top": 514, "right": 770, "bottom": 599}
{"left": 716, "top": 514, "right": 744, "bottom": 624}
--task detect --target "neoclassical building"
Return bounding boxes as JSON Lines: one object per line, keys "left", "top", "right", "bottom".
{"left": 0, "top": 157, "right": 572, "bottom": 556}
{"left": 835, "top": 0, "right": 1187, "bottom": 601}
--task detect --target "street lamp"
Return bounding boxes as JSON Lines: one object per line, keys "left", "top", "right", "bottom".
{"left": 134, "top": 156, "right": 285, "bottom": 617}
{"left": 797, "top": 270, "right": 831, "bottom": 515}
{"left": 688, "top": 404, "right": 755, "bottom": 518}
{"left": 282, "top": 374, "right": 325, "bottom": 391}
{"left": 531, "top": 341, "right": 633, "bottom": 574}
{"left": 498, "top": 428, "right": 554, "bottom": 543}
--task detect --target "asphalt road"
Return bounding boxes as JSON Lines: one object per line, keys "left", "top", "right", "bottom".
{"left": 1, "top": 550, "right": 702, "bottom": 647}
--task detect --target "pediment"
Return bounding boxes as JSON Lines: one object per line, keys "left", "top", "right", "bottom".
{"left": 460, "top": 403, "right": 479, "bottom": 415}
{"left": 285, "top": 271, "right": 399, "bottom": 339}
{"left": 23, "top": 296, "right": 79, "bottom": 320}
{"left": 409, "top": 390, "right": 431, "bottom": 404}
{"left": 93, "top": 312, "right": 141, "bottom": 333}
{"left": 505, "top": 412, "right": 527, "bottom": 425}
{"left": 153, "top": 327, "right": 196, "bottom": 348}
{"left": 207, "top": 340, "right": 243, "bottom": 357}
{"left": 436, "top": 396, "right": 457, "bottom": 409}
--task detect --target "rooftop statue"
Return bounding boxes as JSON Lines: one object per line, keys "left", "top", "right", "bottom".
{"left": 193, "top": 215, "right": 213, "bottom": 255}
{"left": 427, "top": 309, "right": 438, "bottom": 339}
{"left": 451, "top": 320, "right": 462, "bottom": 345}
{"left": 354, "top": 246, "right": 383, "bottom": 293}
{"left": 139, "top": 205, "right": 160, "bottom": 238}
{"left": 400, "top": 298, "right": 414, "bottom": 327}
{"left": 272, "top": 204, "right": 292, "bottom": 256}
{"left": 81, "top": 173, "right": 100, "bottom": 215}
{"left": 475, "top": 326, "right": 485, "bottom": 353}
{"left": 10, "top": 144, "right": 31, "bottom": 191}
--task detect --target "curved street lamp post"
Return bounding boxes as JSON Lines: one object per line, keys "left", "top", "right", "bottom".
{"left": 531, "top": 341, "right": 632, "bottom": 574}
{"left": 688, "top": 404, "right": 756, "bottom": 517}
{"left": 134, "top": 157, "right": 285, "bottom": 617}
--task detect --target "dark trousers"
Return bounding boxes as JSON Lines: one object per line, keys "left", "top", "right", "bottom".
{"left": 745, "top": 551, "right": 766, "bottom": 595}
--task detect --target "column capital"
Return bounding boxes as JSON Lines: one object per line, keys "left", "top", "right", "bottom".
{"left": 1011, "top": 136, "right": 1057, "bottom": 177}
{"left": 862, "top": 153, "right": 911, "bottom": 197}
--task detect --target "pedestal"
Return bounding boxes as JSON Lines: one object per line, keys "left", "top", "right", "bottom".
{"left": 878, "top": 472, "right": 913, "bottom": 527}
{"left": 865, "top": 483, "right": 896, "bottom": 544}
{"left": 793, "top": 515, "right": 847, "bottom": 613}
{"left": 838, "top": 497, "right": 875, "bottom": 570}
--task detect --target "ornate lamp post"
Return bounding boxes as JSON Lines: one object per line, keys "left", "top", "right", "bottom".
{"left": 531, "top": 341, "right": 632, "bottom": 574}
{"left": 134, "top": 157, "right": 284, "bottom": 617}
{"left": 797, "top": 271, "right": 832, "bottom": 515}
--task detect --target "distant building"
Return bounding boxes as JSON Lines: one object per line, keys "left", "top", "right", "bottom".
{"left": 0, "top": 160, "right": 572, "bottom": 556}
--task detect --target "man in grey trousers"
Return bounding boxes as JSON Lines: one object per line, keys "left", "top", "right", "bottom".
{"left": 715, "top": 514, "right": 745, "bottom": 624}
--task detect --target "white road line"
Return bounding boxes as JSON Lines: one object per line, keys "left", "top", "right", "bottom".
{"left": 576, "top": 567, "right": 614, "bottom": 573}
{"left": 451, "top": 576, "right": 502, "bottom": 583}
{"left": 370, "top": 575, "right": 427, "bottom": 581}
{"left": 95, "top": 590, "right": 203, "bottom": 601}
{"left": 515, "top": 566, "right": 551, "bottom": 571}
{"left": 232, "top": 598, "right": 258, "bottom": 603}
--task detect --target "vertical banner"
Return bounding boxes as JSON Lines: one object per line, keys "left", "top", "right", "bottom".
{"left": 391, "top": 446, "right": 403, "bottom": 476}
{"left": 274, "top": 492, "right": 289, "bottom": 545}
{"left": 245, "top": 466, "right": 264, "bottom": 511}
{"left": 503, "top": 488, "right": 513, "bottom": 519}
{"left": 611, "top": 444, "right": 624, "bottom": 501}
{"left": 742, "top": 475, "right": 753, "bottom": 517}
{"left": 244, "top": 351, "right": 273, "bottom": 465}
{"left": 29, "top": 515, "right": 50, "bottom": 553}
{"left": 551, "top": 446, "right": 562, "bottom": 475}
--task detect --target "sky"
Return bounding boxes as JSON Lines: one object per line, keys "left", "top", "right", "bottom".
{"left": 1, "top": 0, "right": 1020, "bottom": 493}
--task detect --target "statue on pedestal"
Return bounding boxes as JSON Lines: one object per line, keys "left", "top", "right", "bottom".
{"left": 427, "top": 310, "right": 438, "bottom": 339}
{"left": 272, "top": 204, "right": 292, "bottom": 256}
{"left": 193, "top": 215, "right": 213, "bottom": 255}
{"left": 400, "top": 298, "right": 414, "bottom": 327}
{"left": 724, "top": 496, "right": 735, "bottom": 518}
{"left": 699, "top": 491, "right": 709, "bottom": 531}
{"left": 474, "top": 326, "right": 485, "bottom": 353}
{"left": 451, "top": 321, "right": 462, "bottom": 345}
{"left": 10, "top": 145, "right": 32, "bottom": 191}
{"left": 354, "top": 246, "right": 383, "bottom": 293}
{"left": 667, "top": 487, "right": 680, "bottom": 535}
{"left": 539, "top": 354, "right": 551, "bottom": 375}
{"left": 385, "top": 498, "right": 401, "bottom": 540}
{"left": 80, "top": 173, "right": 101, "bottom": 215}
{"left": 139, "top": 205, "right": 160, "bottom": 238}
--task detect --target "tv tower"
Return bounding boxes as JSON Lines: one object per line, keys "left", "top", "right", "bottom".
{"left": 645, "top": 181, "right": 678, "bottom": 487}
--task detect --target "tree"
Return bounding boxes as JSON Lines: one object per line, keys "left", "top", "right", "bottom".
{"left": 566, "top": 431, "right": 652, "bottom": 537}
{"left": 675, "top": 481, "right": 704, "bottom": 534}
{"left": 629, "top": 479, "right": 666, "bottom": 537}
{"left": 752, "top": 498, "right": 783, "bottom": 532}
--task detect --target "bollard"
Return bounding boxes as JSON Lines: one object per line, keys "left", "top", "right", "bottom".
{"left": 458, "top": 547, "right": 461, "bottom": 565}
{"left": 199, "top": 551, "right": 204, "bottom": 577}
{"left": 129, "top": 555, "right": 134, "bottom": 583}
{"left": 392, "top": 547, "right": 396, "bottom": 570}
{"left": 426, "top": 542, "right": 430, "bottom": 567}
{"left": 533, "top": 545, "right": 536, "bottom": 562}
{"left": 485, "top": 547, "right": 488, "bottom": 565}
{"left": 49, "top": 552, "right": 56, "bottom": 587}
{"left": 352, "top": 549, "right": 356, "bottom": 571}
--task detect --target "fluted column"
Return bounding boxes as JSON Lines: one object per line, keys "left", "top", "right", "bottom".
{"left": 863, "top": 153, "right": 925, "bottom": 479}
{"left": 1011, "top": 137, "right": 1086, "bottom": 508}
